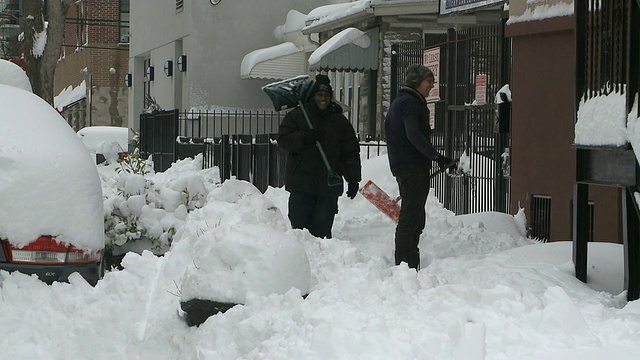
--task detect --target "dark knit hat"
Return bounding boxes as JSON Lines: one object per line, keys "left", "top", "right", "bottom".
{"left": 311, "top": 74, "right": 333, "bottom": 96}
{"left": 404, "top": 65, "right": 434, "bottom": 88}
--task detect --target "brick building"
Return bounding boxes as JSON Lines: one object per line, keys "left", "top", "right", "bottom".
{"left": 55, "top": 0, "right": 129, "bottom": 130}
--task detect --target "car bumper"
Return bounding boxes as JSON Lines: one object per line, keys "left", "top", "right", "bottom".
{"left": 0, "top": 262, "right": 102, "bottom": 286}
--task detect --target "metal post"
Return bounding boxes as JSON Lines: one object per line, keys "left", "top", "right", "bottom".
{"left": 573, "top": 181, "right": 589, "bottom": 283}
{"left": 89, "top": 74, "right": 93, "bottom": 126}
{"left": 624, "top": 187, "right": 640, "bottom": 301}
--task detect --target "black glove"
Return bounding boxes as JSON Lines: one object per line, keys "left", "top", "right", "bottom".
{"left": 301, "top": 130, "right": 317, "bottom": 145}
{"left": 346, "top": 182, "right": 359, "bottom": 199}
{"left": 435, "top": 155, "right": 455, "bottom": 172}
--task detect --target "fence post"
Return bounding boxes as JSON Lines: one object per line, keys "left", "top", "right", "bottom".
{"left": 253, "top": 134, "right": 270, "bottom": 192}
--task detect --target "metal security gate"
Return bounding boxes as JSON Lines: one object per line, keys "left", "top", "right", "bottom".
{"left": 140, "top": 109, "right": 178, "bottom": 173}
{"left": 393, "top": 22, "right": 511, "bottom": 215}
{"left": 574, "top": 0, "right": 640, "bottom": 300}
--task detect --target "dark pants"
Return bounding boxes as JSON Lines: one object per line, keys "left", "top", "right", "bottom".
{"left": 394, "top": 167, "right": 431, "bottom": 270}
{"left": 288, "top": 191, "right": 338, "bottom": 239}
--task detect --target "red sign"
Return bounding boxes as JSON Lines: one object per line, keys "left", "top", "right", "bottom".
{"left": 475, "top": 74, "right": 487, "bottom": 105}
{"left": 423, "top": 47, "right": 440, "bottom": 102}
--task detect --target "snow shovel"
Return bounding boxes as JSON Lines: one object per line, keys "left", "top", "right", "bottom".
{"left": 262, "top": 75, "right": 343, "bottom": 188}
{"left": 359, "top": 180, "right": 401, "bottom": 223}
{"left": 360, "top": 159, "right": 466, "bottom": 223}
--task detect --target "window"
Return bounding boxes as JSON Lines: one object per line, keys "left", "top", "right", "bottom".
{"left": 530, "top": 195, "right": 551, "bottom": 242}
{"left": 119, "top": 0, "right": 130, "bottom": 43}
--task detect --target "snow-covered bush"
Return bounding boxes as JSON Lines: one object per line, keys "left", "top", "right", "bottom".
{"left": 99, "top": 154, "right": 220, "bottom": 262}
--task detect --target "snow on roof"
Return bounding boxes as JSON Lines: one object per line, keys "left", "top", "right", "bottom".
{"left": 303, "top": 0, "right": 372, "bottom": 32}
{"left": 0, "top": 59, "right": 32, "bottom": 92}
{"left": 54, "top": 80, "right": 87, "bottom": 112}
{"left": 507, "top": 1, "right": 574, "bottom": 24}
{"left": 241, "top": 42, "right": 305, "bottom": 78}
{"left": 273, "top": 10, "right": 306, "bottom": 41}
{"left": 308, "top": 27, "right": 370, "bottom": 67}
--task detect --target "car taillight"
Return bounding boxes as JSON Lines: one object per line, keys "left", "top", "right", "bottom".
{"left": 67, "top": 245, "right": 102, "bottom": 263}
{"left": 6, "top": 236, "right": 101, "bottom": 264}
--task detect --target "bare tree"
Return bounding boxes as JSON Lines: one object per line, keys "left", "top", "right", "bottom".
{"left": 23, "top": 0, "right": 75, "bottom": 105}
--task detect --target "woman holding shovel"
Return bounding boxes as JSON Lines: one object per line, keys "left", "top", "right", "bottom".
{"left": 277, "top": 74, "right": 361, "bottom": 239}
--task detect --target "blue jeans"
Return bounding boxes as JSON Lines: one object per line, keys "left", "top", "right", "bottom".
{"left": 288, "top": 191, "right": 338, "bottom": 239}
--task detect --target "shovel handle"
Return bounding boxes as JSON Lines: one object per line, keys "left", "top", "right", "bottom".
{"left": 299, "top": 100, "right": 342, "bottom": 187}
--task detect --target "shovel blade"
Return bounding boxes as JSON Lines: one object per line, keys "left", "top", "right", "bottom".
{"left": 261, "top": 75, "right": 315, "bottom": 111}
{"left": 359, "top": 180, "right": 400, "bottom": 223}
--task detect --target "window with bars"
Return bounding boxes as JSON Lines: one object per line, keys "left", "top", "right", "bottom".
{"left": 119, "top": 0, "right": 130, "bottom": 43}
{"left": 531, "top": 195, "right": 551, "bottom": 242}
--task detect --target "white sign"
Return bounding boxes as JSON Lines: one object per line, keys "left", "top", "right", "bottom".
{"left": 427, "top": 103, "right": 436, "bottom": 129}
{"left": 440, "top": 0, "right": 504, "bottom": 15}
{"left": 423, "top": 47, "right": 440, "bottom": 102}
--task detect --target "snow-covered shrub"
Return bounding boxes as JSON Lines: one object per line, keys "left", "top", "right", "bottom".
{"left": 116, "top": 148, "right": 152, "bottom": 176}
{"left": 100, "top": 154, "right": 220, "bottom": 263}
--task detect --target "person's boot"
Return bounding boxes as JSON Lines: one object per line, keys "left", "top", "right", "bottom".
{"left": 406, "top": 249, "right": 420, "bottom": 271}
{"left": 394, "top": 249, "right": 420, "bottom": 271}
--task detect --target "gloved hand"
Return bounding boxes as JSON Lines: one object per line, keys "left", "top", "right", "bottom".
{"left": 301, "top": 130, "right": 317, "bottom": 144}
{"left": 435, "top": 155, "right": 455, "bottom": 172}
{"left": 346, "top": 182, "right": 359, "bottom": 199}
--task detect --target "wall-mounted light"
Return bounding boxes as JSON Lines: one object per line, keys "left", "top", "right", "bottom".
{"left": 124, "top": 73, "right": 132, "bottom": 87}
{"left": 164, "top": 60, "right": 173, "bottom": 76}
{"left": 177, "top": 55, "right": 187, "bottom": 72}
{"left": 146, "top": 66, "right": 154, "bottom": 81}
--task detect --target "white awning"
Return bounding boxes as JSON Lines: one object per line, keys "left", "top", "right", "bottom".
{"left": 308, "top": 27, "right": 378, "bottom": 72}
{"left": 241, "top": 42, "right": 308, "bottom": 80}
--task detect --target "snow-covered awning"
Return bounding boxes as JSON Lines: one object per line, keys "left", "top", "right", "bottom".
{"left": 308, "top": 27, "right": 378, "bottom": 72}
{"left": 302, "top": 1, "right": 441, "bottom": 34}
{"left": 241, "top": 42, "right": 308, "bottom": 80}
{"left": 302, "top": 0, "right": 374, "bottom": 34}
{"left": 241, "top": 10, "right": 318, "bottom": 80}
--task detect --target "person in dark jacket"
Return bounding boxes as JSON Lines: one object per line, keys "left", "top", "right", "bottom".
{"left": 277, "top": 74, "right": 361, "bottom": 239}
{"left": 385, "top": 65, "right": 455, "bottom": 270}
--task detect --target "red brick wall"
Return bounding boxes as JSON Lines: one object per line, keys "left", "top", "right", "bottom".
{"left": 55, "top": 0, "right": 129, "bottom": 127}
{"left": 507, "top": 17, "right": 622, "bottom": 243}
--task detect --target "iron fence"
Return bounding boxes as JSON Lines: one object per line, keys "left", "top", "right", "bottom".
{"left": 178, "top": 109, "right": 288, "bottom": 138}
{"left": 395, "top": 22, "right": 511, "bottom": 215}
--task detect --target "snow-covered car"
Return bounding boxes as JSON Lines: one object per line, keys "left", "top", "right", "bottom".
{"left": 77, "top": 125, "right": 129, "bottom": 164}
{"left": 0, "top": 84, "right": 105, "bottom": 286}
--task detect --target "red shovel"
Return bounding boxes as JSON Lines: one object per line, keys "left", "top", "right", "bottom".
{"left": 359, "top": 160, "right": 462, "bottom": 223}
{"left": 359, "top": 180, "right": 401, "bottom": 223}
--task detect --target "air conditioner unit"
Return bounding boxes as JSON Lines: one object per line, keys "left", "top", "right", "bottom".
{"left": 120, "top": 34, "right": 130, "bottom": 43}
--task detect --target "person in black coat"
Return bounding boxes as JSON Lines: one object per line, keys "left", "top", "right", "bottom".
{"left": 277, "top": 74, "right": 361, "bottom": 238}
{"left": 385, "top": 65, "right": 455, "bottom": 270}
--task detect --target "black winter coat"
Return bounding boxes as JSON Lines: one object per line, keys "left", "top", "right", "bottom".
{"left": 385, "top": 87, "right": 439, "bottom": 174}
{"left": 278, "top": 101, "right": 361, "bottom": 196}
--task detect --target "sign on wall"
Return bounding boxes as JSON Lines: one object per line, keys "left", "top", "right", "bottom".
{"left": 475, "top": 74, "right": 487, "bottom": 105}
{"left": 423, "top": 47, "right": 440, "bottom": 128}
{"left": 440, "top": 0, "right": 504, "bottom": 15}
{"left": 423, "top": 47, "right": 440, "bottom": 102}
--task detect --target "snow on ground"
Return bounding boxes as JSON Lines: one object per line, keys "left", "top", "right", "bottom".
{"left": 1, "top": 154, "right": 639, "bottom": 360}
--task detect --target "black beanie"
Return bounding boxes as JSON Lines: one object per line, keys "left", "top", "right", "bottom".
{"left": 404, "top": 65, "right": 434, "bottom": 88}
{"left": 311, "top": 74, "right": 333, "bottom": 96}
